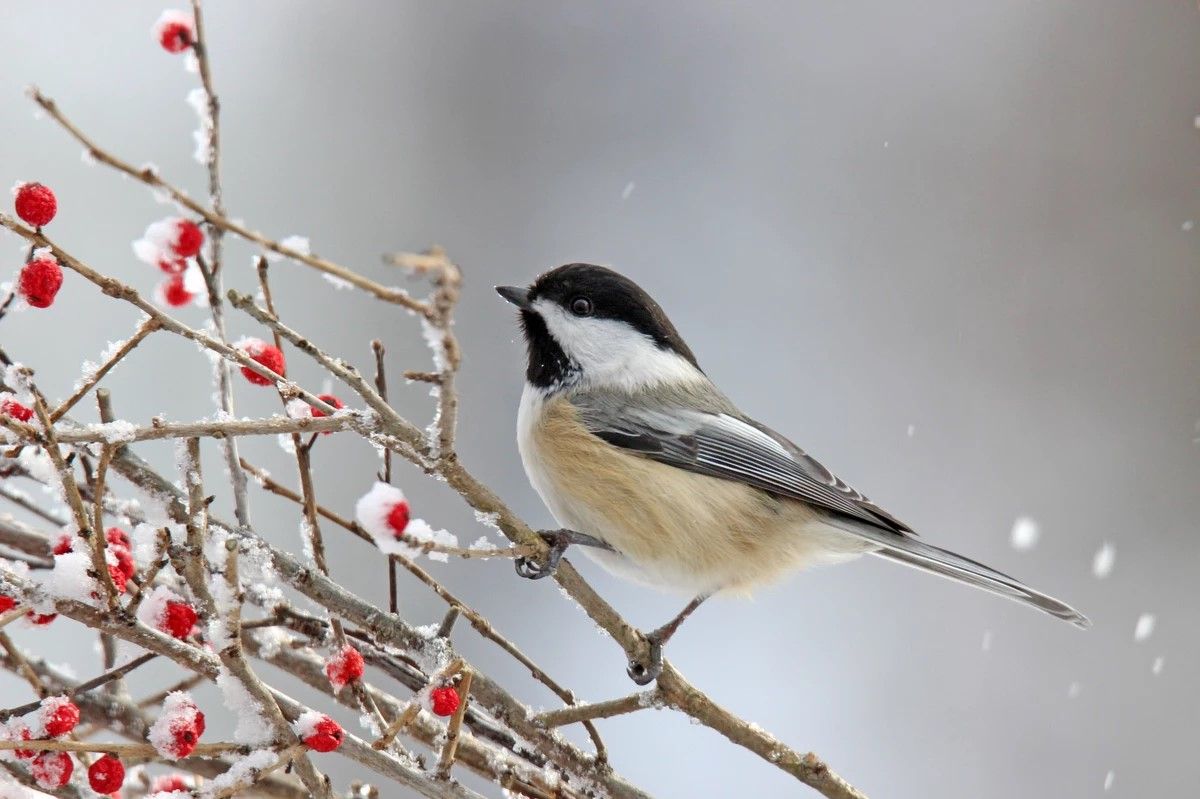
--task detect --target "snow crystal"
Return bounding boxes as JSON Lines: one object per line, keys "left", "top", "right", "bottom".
{"left": 1009, "top": 516, "right": 1039, "bottom": 551}
{"left": 285, "top": 398, "right": 312, "bottom": 420}
{"left": 323, "top": 273, "right": 355, "bottom": 290}
{"left": 266, "top": 235, "right": 310, "bottom": 263}
{"left": 184, "top": 49, "right": 200, "bottom": 74}
{"left": 621, "top": 181, "right": 635, "bottom": 200}
{"left": 251, "top": 626, "right": 295, "bottom": 659}
{"left": 1183, "top": 220, "right": 1195, "bottom": 232}
{"left": 81, "top": 148, "right": 98, "bottom": 166}
{"left": 1103, "top": 771, "right": 1114, "bottom": 791}
{"left": 469, "top": 536, "right": 493, "bottom": 550}
{"left": 91, "top": 419, "right": 138, "bottom": 443}
{"left": 980, "top": 630, "right": 992, "bottom": 652}
{"left": 216, "top": 669, "right": 274, "bottom": 745}
{"left": 276, "top": 433, "right": 296, "bottom": 454}
{"left": 473, "top": 510, "right": 501, "bottom": 530}
{"left": 906, "top": 424, "right": 915, "bottom": 438}
{"left": 198, "top": 749, "right": 276, "bottom": 798}
{"left": 1092, "top": 543, "right": 1115, "bottom": 579}
{"left": 43, "top": 551, "right": 98, "bottom": 604}
{"left": 1133, "top": 613, "right": 1156, "bottom": 642}
{"left": 1151, "top": 656, "right": 1165, "bottom": 676}
{"left": 1066, "top": 682, "right": 1081, "bottom": 699}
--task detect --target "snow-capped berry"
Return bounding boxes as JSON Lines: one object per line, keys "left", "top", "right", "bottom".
{"left": 13, "top": 182, "right": 57, "bottom": 227}
{"left": 88, "top": 754, "right": 125, "bottom": 793}
{"left": 0, "top": 594, "right": 15, "bottom": 613}
{"left": 172, "top": 220, "right": 203, "bottom": 258}
{"left": 0, "top": 395, "right": 33, "bottom": 422}
{"left": 105, "top": 527, "right": 131, "bottom": 550}
{"left": 354, "top": 482, "right": 411, "bottom": 541}
{"left": 51, "top": 533, "right": 74, "bottom": 556}
{"left": 149, "top": 774, "right": 190, "bottom": 792}
{"left": 18, "top": 257, "right": 64, "bottom": 308}
{"left": 296, "top": 712, "right": 343, "bottom": 752}
{"left": 386, "top": 502, "right": 410, "bottom": 538}
{"left": 162, "top": 600, "right": 198, "bottom": 639}
{"left": 430, "top": 686, "right": 460, "bottom": 717}
{"left": 237, "top": 338, "right": 285, "bottom": 386}
{"left": 41, "top": 696, "right": 81, "bottom": 737}
{"left": 324, "top": 644, "right": 365, "bottom": 690}
{"left": 137, "top": 586, "right": 196, "bottom": 639}
{"left": 157, "top": 273, "right": 195, "bottom": 307}
{"left": 26, "top": 612, "right": 56, "bottom": 625}
{"left": 148, "top": 692, "right": 205, "bottom": 760}
{"left": 30, "top": 750, "right": 73, "bottom": 789}
{"left": 154, "top": 11, "right": 194, "bottom": 53}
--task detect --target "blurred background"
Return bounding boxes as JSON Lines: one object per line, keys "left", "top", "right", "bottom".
{"left": 2, "top": 2, "right": 1198, "bottom": 797}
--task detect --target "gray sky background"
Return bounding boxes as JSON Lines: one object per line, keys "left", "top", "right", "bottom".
{"left": 1, "top": 2, "right": 1198, "bottom": 797}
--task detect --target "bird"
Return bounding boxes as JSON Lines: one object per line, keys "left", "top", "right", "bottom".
{"left": 496, "top": 264, "right": 1089, "bottom": 684}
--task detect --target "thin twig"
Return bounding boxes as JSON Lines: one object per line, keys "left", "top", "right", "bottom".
{"left": 435, "top": 668, "right": 472, "bottom": 779}
{"left": 49, "top": 317, "right": 161, "bottom": 422}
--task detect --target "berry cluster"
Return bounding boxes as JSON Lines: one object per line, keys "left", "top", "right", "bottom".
{"left": 11, "top": 183, "right": 65, "bottom": 309}
{"left": 134, "top": 216, "right": 205, "bottom": 308}
{"left": 1, "top": 696, "right": 82, "bottom": 789}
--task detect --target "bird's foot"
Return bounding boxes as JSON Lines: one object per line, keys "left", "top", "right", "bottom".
{"left": 514, "top": 529, "right": 613, "bottom": 580}
{"left": 625, "top": 631, "right": 665, "bottom": 685}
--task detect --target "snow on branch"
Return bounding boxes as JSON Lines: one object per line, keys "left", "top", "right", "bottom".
{"left": 0, "top": 3, "right": 867, "bottom": 798}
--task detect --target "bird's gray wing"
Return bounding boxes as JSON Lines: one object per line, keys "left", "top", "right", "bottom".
{"left": 571, "top": 392, "right": 913, "bottom": 534}
{"left": 572, "top": 390, "right": 1091, "bottom": 628}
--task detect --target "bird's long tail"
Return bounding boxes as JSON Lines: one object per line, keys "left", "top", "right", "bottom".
{"left": 836, "top": 519, "right": 1090, "bottom": 628}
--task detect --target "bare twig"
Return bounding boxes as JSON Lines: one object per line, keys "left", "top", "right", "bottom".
{"left": 48, "top": 317, "right": 161, "bottom": 422}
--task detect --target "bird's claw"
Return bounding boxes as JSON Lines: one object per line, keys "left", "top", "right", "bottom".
{"left": 625, "top": 632, "right": 664, "bottom": 685}
{"left": 513, "top": 530, "right": 568, "bottom": 580}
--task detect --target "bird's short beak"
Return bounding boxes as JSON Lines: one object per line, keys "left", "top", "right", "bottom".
{"left": 495, "top": 285, "right": 531, "bottom": 310}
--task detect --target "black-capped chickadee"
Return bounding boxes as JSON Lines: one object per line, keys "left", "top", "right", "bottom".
{"left": 497, "top": 264, "right": 1088, "bottom": 684}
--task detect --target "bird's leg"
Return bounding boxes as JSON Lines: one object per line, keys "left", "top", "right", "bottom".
{"left": 514, "top": 528, "right": 614, "bottom": 580}
{"left": 626, "top": 593, "right": 710, "bottom": 685}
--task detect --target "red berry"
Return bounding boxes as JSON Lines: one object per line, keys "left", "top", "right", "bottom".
{"left": 13, "top": 183, "right": 57, "bottom": 227}
{"left": 88, "top": 754, "right": 125, "bottom": 793}
{"left": 301, "top": 715, "right": 344, "bottom": 752}
{"left": 159, "top": 273, "right": 194, "bottom": 307}
{"left": 312, "top": 394, "right": 344, "bottom": 435}
{"left": 311, "top": 394, "right": 344, "bottom": 418}
{"left": 105, "top": 527, "right": 131, "bottom": 550}
{"left": 156, "top": 16, "right": 194, "bottom": 53}
{"left": 30, "top": 750, "right": 73, "bottom": 789}
{"left": 172, "top": 220, "right": 203, "bottom": 258}
{"left": 42, "top": 697, "right": 80, "bottom": 737}
{"left": 0, "top": 397, "right": 33, "bottom": 422}
{"left": 26, "top": 612, "right": 56, "bottom": 626}
{"left": 386, "top": 501, "right": 410, "bottom": 539}
{"left": 430, "top": 686, "right": 460, "bottom": 717}
{"left": 324, "top": 644, "right": 365, "bottom": 690}
{"left": 18, "top": 257, "right": 64, "bottom": 308}
{"left": 51, "top": 533, "right": 74, "bottom": 555}
{"left": 150, "top": 774, "right": 190, "bottom": 792}
{"left": 0, "top": 594, "right": 15, "bottom": 613}
{"left": 8, "top": 723, "right": 35, "bottom": 760}
{"left": 238, "top": 339, "right": 285, "bottom": 386}
{"left": 162, "top": 600, "right": 197, "bottom": 639}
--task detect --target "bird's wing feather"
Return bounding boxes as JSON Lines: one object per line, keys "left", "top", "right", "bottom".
{"left": 571, "top": 390, "right": 1090, "bottom": 628}
{"left": 572, "top": 393, "right": 913, "bottom": 534}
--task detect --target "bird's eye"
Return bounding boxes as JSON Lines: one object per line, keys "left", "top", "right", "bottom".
{"left": 570, "top": 297, "right": 593, "bottom": 316}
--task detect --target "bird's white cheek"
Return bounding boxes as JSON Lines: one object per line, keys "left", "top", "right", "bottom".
{"left": 532, "top": 301, "right": 704, "bottom": 392}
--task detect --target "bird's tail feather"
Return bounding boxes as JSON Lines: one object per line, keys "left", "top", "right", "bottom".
{"left": 837, "top": 520, "right": 1090, "bottom": 628}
